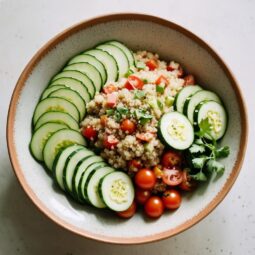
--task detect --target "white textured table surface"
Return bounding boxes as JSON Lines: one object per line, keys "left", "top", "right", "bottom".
{"left": 1, "top": 0, "right": 254, "bottom": 254}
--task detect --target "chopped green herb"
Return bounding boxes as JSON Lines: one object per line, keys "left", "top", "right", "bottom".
{"left": 116, "top": 106, "right": 129, "bottom": 116}
{"left": 135, "top": 109, "right": 153, "bottom": 125}
{"left": 142, "top": 79, "right": 148, "bottom": 84}
{"left": 106, "top": 109, "right": 114, "bottom": 116}
{"left": 156, "top": 85, "right": 164, "bottom": 94}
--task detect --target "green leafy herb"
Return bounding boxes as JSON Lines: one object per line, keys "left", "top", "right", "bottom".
{"left": 196, "top": 118, "right": 212, "bottom": 138}
{"left": 206, "top": 160, "right": 225, "bottom": 175}
{"left": 134, "top": 90, "right": 145, "bottom": 99}
{"left": 106, "top": 109, "right": 114, "bottom": 116}
{"left": 142, "top": 79, "right": 149, "bottom": 84}
{"left": 189, "top": 143, "right": 206, "bottom": 154}
{"left": 156, "top": 85, "right": 164, "bottom": 94}
{"left": 135, "top": 109, "right": 153, "bottom": 125}
{"left": 116, "top": 106, "right": 129, "bottom": 116}
{"left": 192, "top": 157, "right": 207, "bottom": 169}
{"left": 215, "top": 146, "right": 230, "bottom": 158}
{"left": 190, "top": 171, "right": 207, "bottom": 181}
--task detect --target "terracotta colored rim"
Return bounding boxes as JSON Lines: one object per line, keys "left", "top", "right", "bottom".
{"left": 7, "top": 13, "right": 248, "bottom": 244}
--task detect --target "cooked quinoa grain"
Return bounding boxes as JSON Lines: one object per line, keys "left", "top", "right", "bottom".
{"left": 81, "top": 51, "right": 185, "bottom": 171}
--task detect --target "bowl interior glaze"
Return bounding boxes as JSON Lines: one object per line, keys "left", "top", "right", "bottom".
{"left": 7, "top": 14, "right": 247, "bottom": 244}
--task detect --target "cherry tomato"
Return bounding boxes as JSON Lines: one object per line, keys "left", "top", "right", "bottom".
{"left": 183, "top": 74, "right": 195, "bottom": 86}
{"left": 162, "top": 189, "right": 182, "bottom": 210}
{"left": 179, "top": 170, "right": 197, "bottom": 191}
{"left": 144, "top": 196, "right": 164, "bottom": 218}
{"left": 106, "top": 92, "right": 118, "bottom": 107}
{"left": 125, "top": 75, "right": 144, "bottom": 90}
{"left": 100, "top": 115, "right": 108, "bottom": 126}
{"left": 135, "top": 169, "right": 156, "bottom": 189}
{"left": 120, "top": 119, "right": 136, "bottom": 134}
{"left": 155, "top": 75, "right": 169, "bottom": 85}
{"left": 117, "top": 201, "right": 137, "bottom": 218}
{"left": 135, "top": 189, "right": 151, "bottom": 205}
{"left": 82, "top": 126, "right": 97, "bottom": 140}
{"left": 146, "top": 59, "right": 158, "bottom": 71}
{"left": 162, "top": 168, "right": 183, "bottom": 186}
{"left": 103, "top": 135, "right": 119, "bottom": 149}
{"left": 128, "top": 159, "right": 142, "bottom": 171}
{"left": 161, "top": 150, "right": 182, "bottom": 168}
{"left": 103, "top": 84, "right": 118, "bottom": 94}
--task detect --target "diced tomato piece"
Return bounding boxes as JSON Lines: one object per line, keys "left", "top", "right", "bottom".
{"left": 183, "top": 74, "right": 195, "bottom": 86}
{"left": 128, "top": 159, "right": 142, "bottom": 172}
{"left": 106, "top": 92, "right": 117, "bottom": 107}
{"left": 82, "top": 126, "right": 97, "bottom": 140}
{"left": 125, "top": 75, "right": 144, "bottom": 90}
{"left": 153, "top": 165, "right": 163, "bottom": 178}
{"left": 103, "top": 84, "right": 118, "bottom": 94}
{"left": 103, "top": 135, "right": 119, "bottom": 149}
{"left": 100, "top": 115, "right": 108, "bottom": 126}
{"left": 167, "top": 65, "right": 175, "bottom": 71}
{"left": 177, "top": 66, "right": 184, "bottom": 78}
{"left": 146, "top": 59, "right": 158, "bottom": 71}
{"left": 136, "top": 133, "right": 154, "bottom": 142}
{"left": 155, "top": 75, "right": 169, "bottom": 85}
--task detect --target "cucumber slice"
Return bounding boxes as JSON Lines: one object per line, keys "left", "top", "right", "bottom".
{"left": 63, "top": 148, "right": 94, "bottom": 195}
{"left": 99, "top": 171, "right": 134, "bottom": 212}
{"left": 34, "top": 111, "right": 79, "bottom": 131}
{"left": 194, "top": 100, "right": 227, "bottom": 140}
{"left": 78, "top": 162, "right": 107, "bottom": 202}
{"left": 30, "top": 122, "right": 68, "bottom": 162}
{"left": 159, "top": 112, "right": 194, "bottom": 150}
{"left": 85, "top": 49, "right": 118, "bottom": 83}
{"left": 72, "top": 155, "right": 104, "bottom": 199}
{"left": 43, "top": 128, "right": 86, "bottom": 171}
{"left": 68, "top": 54, "right": 107, "bottom": 84}
{"left": 51, "top": 70, "right": 96, "bottom": 98}
{"left": 183, "top": 90, "right": 221, "bottom": 124}
{"left": 49, "top": 77, "right": 91, "bottom": 103}
{"left": 86, "top": 166, "right": 115, "bottom": 208}
{"left": 96, "top": 44, "right": 129, "bottom": 79}
{"left": 64, "top": 63, "right": 102, "bottom": 92}
{"left": 174, "top": 85, "right": 202, "bottom": 113}
{"left": 53, "top": 144, "right": 85, "bottom": 190}
{"left": 41, "top": 85, "right": 66, "bottom": 100}
{"left": 108, "top": 40, "right": 135, "bottom": 67}
{"left": 32, "top": 97, "right": 80, "bottom": 125}
{"left": 48, "top": 88, "right": 86, "bottom": 120}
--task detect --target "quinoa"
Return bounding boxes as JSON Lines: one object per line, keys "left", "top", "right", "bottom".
{"left": 81, "top": 51, "right": 185, "bottom": 172}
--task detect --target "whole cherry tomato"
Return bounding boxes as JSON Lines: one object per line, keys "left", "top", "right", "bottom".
{"left": 117, "top": 201, "right": 137, "bottom": 219}
{"left": 161, "top": 150, "right": 182, "bottom": 168}
{"left": 162, "top": 189, "right": 182, "bottom": 210}
{"left": 120, "top": 119, "right": 136, "bottom": 134}
{"left": 135, "top": 188, "right": 151, "bottom": 205}
{"left": 179, "top": 169, "right": 197, "bottom": 191}
{"left": 162, "top": 168, "right": 183, "bottom": 186}
{"left": 135, "top": 169, "right": 156, "bottom": 190}
{"left": 144, "top": 196, "right": 164, "bottom": 218}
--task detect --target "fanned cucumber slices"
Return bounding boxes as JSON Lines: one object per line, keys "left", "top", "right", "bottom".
{"left": 30, "top": 40, "right": 136, "bottom": 213}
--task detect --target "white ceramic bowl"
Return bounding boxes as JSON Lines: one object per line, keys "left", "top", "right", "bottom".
{"left": 7, "top": 13, "right": 248, "bottom": 244}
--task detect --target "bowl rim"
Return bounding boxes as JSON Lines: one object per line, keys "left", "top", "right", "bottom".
{"left": 7, "top": 13, "right": 248, "bottom": 244}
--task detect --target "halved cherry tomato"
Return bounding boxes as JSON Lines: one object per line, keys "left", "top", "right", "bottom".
{"left": 179, "top": 170, "right": 197, "bottom": 191}
{"left": 183, "top": 74, "right": 195, "bottom": 86}
{"left": 103, "top": 135, "right": 119, "bottom": 149}
{"left": 103, "top": 84, "right": 118, "bottom": 94}
{"left": 162, "top": 168, "right": 183, "bottom": 186}
{"left": 162, "top": 189, "right": 182, "bottom": 210}
{"left": 106, "top": 92, "right": 118, "bottom": 107}
{"left": 82, "top": 126, "right": 97, "bottom": 140}
{"left": 117, "top": 201, "right": 137, "bottom": 219}
{"left": 144, "top": 196, "right": 164, "bottom": 218}
{"left": 100, "top": 115, "right": 108, "bottom": 126}
{"left": 125, "top": 75, "right": 144, "bottom": 90}
{"left": 135, "top": 169, "right": 156, "bottom": 190}
{"left": 120, "top": 119, "right": 136, "bottom": 134}
{"left": 135, "top": 188, "right": 151, "bottom": 205}
{"left": 161, "top": 150, "right": 182, "bottom": 168}
{"left": 128, "top": 159, "right": 142, "bottom": 171}
{"left": 146, "top": 59, "right": 158, "bottom": 71}
{"left": 136, "top": 133, "right": 154, "bottom": 142}
{"left": 155, "top": 75, "right": 169, "bottom": 85}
